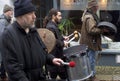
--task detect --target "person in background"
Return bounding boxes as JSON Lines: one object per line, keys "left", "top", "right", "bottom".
{"left": 1, "top": 0, "right": 64, "bottom": 81}
{"left": 43, "top": 8, "right": 69, "bottom": 81}
{"left": 80, "top": 0, "right": 102, "bottom": 81}
{"left": 0, "top": 4, "right": 13, "bottom": 81}
{"left": 0, "top": 4, "right": 13, "bottom": 32}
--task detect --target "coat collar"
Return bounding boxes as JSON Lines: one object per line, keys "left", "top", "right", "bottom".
{"left": 13, "top": 21, "right": 37, "bottom": 35}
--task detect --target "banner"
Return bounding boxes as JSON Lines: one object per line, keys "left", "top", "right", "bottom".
{"left": 60, "top": 0, "right": 120, "bottom": 10}
{"left": 60, "top": 0, "right": 87, "bottom": 10}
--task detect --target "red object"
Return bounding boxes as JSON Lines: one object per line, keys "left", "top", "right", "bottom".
{"left": 69, "top": 61, "right": 76, "bottom": 67}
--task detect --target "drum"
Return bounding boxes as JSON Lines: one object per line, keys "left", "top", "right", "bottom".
{"left": 37, "top": 28, "right": 56, "bottom": 53}
{"left": 63, "top": 44, "right": 93, "bottom": 81}
{"left": 98, "top": 21, "right": 117, "bottom": 36}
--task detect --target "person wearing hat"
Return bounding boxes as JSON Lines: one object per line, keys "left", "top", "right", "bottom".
{"left": 0, "top": 0, "right": 64, "bottom": 81}
{"left": 0, "top": 4, "right": 13, "bottom": 28}
{"left": 0, "top": 4, "right": 13, "bottom": 81}
{"left": 80, "top": 0, "right": 102, "bottom": 81}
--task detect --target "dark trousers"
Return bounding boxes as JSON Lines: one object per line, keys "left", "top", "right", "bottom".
{"left": 47, "top": 65, "right": 68, "bottom": 80}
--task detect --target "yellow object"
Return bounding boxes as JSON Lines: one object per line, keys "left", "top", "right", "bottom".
{"left": 74, "top": 34, "right": 78, "bottom": 38}
{"left": 74, "top": 31, "right": 78, "bottom": 34}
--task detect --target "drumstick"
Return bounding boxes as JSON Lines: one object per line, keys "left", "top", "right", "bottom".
{"left": 74, "top": 30, "right": 78, "bottom": 34}
{"left": 67, "top": 30, "right": 78, "bottom": 38}
{"left": 67, "top": 33, "right": 74, "bottom": 38}
{"left": 67, "top": 34, "right": 78, "bottom": 43}
{"left": 61, "top": 61, "right": 76, "bottom": 67}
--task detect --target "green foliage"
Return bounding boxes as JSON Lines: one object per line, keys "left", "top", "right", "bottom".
{"left": 58, "top": 18, "right": 75, "bottom": 35}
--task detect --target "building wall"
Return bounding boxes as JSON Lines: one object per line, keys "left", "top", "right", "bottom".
{"left": 32, "top": 0, "right": 53, "bottom": 28}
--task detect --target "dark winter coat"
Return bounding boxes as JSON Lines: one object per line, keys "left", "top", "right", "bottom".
{"left": 46, "top": 21, "right": 67, "bottom": 75}
{"left": 80, "top": 11, "right": 102, "bottom": 51}
{"left": 46, "top": 21, "right": 64, "bottom": 58}
{"left": 1, "top": 21, "right": 54, "bottom": 81}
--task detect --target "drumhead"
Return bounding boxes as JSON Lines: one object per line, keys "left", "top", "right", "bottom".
{"left": 37, "top": 28, "right": 56, "bottom": 53}
{"left": 98, "top": 21, "right": 117, "bottom": 36}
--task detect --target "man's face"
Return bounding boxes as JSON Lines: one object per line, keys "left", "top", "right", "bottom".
{"left": 22, "top": 11, "right": 36, "bottom": 28}
{"left": 93, "top": 5, "right": 99, "bottom": 13}
{"left": 7, "top": 10, "right": 13, "bottom": 19}
{"left": 55, "top": 12, "right": 62, "bottom": 24}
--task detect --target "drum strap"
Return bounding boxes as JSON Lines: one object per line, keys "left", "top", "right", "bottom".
{"left": 35, "top": 32, "right": 51, "bottom": 79}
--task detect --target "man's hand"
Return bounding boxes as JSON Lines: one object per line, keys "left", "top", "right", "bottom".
{"left": 52, "top": 58, "right": 63, "bottom": 66}
{"left": 63, "top": 36, "right": 69, "bottom": 41}
{"left": 101, "top": 27, "right": 110, "bottom": 33}
{"left": 64, "top": 41, "right": 69, "bottom": 47}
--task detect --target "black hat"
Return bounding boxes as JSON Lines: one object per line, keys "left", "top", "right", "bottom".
{"left": 14, "top": 0, "right": 36, "bottom": 17}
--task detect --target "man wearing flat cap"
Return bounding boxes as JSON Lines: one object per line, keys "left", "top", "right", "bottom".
{"left": 80, "top": 0, "right": 101, "bottom": 81}
{"left": 0, "top": 4, "right": 13, "bottom": 32}
{"left": 1, "top": 0, "right": 64, "bottom": 81}
{"left": 0, "top": 4, "right": 13, "bottom": 81}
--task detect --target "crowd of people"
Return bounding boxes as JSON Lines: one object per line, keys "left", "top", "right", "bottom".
{"left": 0, "top": 0, "right": 109, "bottom": 81}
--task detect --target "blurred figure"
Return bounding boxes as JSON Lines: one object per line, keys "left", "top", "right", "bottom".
{"left": 0, "top": 4, "right": 13, "bottom": 32}
{"left": 80, "top": 0, "right": 102, "bottom": 81}
{"left": 1, "top": 0, "right": 64, "bottom": 81}
{"left": 43, "top": 8, "right": 69, "bottom": 80}
{"left": 114, "top": 11, "right": 120, "bottom": 41}
{"left": 0, "top": 4, "right": 13, "bottom": 81}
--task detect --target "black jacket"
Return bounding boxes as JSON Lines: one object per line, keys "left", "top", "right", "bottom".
{"left": 1, "top": 21, "right": 54, "bottom": 81}
{"left": 46, "top": 21, "right": 64, "bottom": 58}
